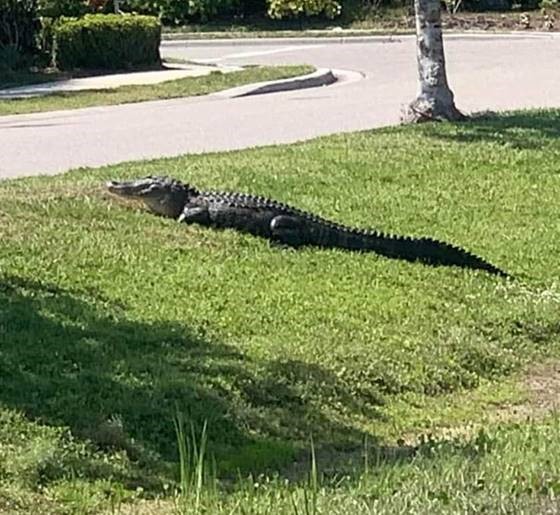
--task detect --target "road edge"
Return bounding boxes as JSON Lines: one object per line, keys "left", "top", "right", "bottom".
{"left": 213, "top": 68, "right": 337, "bottom": 98}
{"left": 162, "top": 31, "right": 560, "bottom": 46}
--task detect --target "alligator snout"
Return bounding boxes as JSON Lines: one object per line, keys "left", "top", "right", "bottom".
{"left": 106, "top": 180, "right": 119, "bottom": 192}
{"left": 105, "top": 180, "right": 142, "bottom": 197}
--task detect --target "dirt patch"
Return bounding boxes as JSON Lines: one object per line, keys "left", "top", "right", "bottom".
{"left": 499, "top": 360, "right": 560, "bottom": 420}
{"left": 376, "top": 8, "right": 559, "bottom": 32}
{"left": 443, "top": 10, "right": 558, "bottom": 31}
{"left": 463, "top": 360, "right": 560, "bottom": 430}
{"left": 453, "top": 360, "right": 560, "bottom": 430}
{"left": 391, "top": 359, "right": 560, "bottom": 448}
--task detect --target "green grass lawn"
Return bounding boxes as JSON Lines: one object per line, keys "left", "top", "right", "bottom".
{"left": 0, "top": 65, "right": 313, "bottom": 116}
{"left": 1, "top": 110, "right": 560, "bottom": 513}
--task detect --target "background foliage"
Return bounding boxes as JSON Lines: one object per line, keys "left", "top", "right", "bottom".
{"left": 0, "top": 0, "right": 40, "bottom": 69}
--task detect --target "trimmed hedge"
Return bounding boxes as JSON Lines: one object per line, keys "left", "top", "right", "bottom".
{"left": 53, "top": 14, "right": 161, "bottom": 70}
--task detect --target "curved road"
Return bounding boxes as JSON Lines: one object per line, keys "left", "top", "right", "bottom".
{"left": 1, "top": 33, "right": 560, "bottom": 179}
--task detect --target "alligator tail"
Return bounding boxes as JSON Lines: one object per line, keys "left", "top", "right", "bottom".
{"left": 329, "top": 226, "right": 509, "bottom": 277}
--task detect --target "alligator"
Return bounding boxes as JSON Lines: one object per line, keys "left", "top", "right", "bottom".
{"left": 106, "top": 175, "right": 508, "bottom": 277}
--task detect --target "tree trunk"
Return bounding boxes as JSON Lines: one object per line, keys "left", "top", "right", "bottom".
{"left": 403, "top": 0, "right": 464, "bottom": 123}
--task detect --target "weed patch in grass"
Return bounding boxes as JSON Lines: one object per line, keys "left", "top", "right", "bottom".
{"left": 198, "top": 415, "right": 560, "bottom": 514}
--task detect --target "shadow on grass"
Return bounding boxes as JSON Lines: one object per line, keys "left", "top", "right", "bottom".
{"left": 0, "top": 274, "right": 382, "bottom": 481}
{"left": 423, "top": 110, "right": 560, "bottom": 150}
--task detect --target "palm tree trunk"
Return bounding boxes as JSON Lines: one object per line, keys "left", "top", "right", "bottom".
{"left": 403, "top": 0, "right": 464, "bottom": 122}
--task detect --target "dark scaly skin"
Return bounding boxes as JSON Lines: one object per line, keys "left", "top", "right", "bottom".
{"left": 106, "top": 176, "right": 509, "bottom": 277}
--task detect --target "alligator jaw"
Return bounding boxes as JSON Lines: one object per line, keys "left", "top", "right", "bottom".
{"left": 106, "top": 176, "right": 191, "bottom": 219}
{"left": 106, "top": 178, "right": 155, "bottom": 198}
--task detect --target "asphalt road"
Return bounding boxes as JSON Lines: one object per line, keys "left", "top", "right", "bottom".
{"left": 2, "top": 33, "right": 560, "bottom": 179}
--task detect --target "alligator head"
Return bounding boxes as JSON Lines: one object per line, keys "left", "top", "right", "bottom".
{"left": 106, "top": 176, "right": 196, "bottom": 218}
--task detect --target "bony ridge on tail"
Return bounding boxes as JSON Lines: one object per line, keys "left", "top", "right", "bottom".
{"left": 106, "top": 175, "right": 509, "bottom": 278}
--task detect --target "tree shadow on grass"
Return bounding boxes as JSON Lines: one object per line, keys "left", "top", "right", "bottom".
{"left": 0, "top": 274, "right": 384, "bottom": 483}
{"left": 1, "top": 273, "right": 520, "bottom": 495}
{"left": 422, "top": 109, "right": 560, "bottom": 150}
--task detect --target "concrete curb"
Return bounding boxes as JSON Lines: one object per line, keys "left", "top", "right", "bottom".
{"left": 162, "top": 31, "right": 560, "bottom": 47}
{"left": 213, "top": 68, "right": 337, "bottom": 98}
{"left": 163, "top": 36, "right": 403, "bottom": 47}
{"left": 0, "top": 65, "right": 340, "bottom": 102}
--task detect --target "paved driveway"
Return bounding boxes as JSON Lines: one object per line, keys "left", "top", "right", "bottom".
{"left": 1, "top": 33, "right": 559, "bottom": 179}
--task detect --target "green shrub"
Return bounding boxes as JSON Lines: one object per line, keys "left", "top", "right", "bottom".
{"left": 461, "top": 0, "right": 512, "bottom": 10}
{"left": 37, "top": 2, "right": 96, "bottom": 65}
{"left": 0, "top": 0, "right": 40, "bottom": 59}
{"left": 53, "top": 14, "right": 161, "bottom": 71}
{"left": 38, "top": 0, "right": 91, "bottom": 18}
{"left": 461, "top": 0, "right": 540, "bottom": 10}
{"left": 119, "top": 0, "right": 241, "bottom": 23}
{"left": 0, "top": 46, "right": 26, "bottom": 72}
{"left": 184, "top": 0, "right": 240, "bottom": 20}
{"left": 267, "top": 0, "right": 341, "bottom": 18}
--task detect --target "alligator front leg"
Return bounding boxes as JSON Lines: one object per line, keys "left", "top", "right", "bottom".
{"left": 178, "top": 206, "right": 211, "bottom": 225}
{"left": 270, "top": 215, "right": 307, "bottom": 247}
